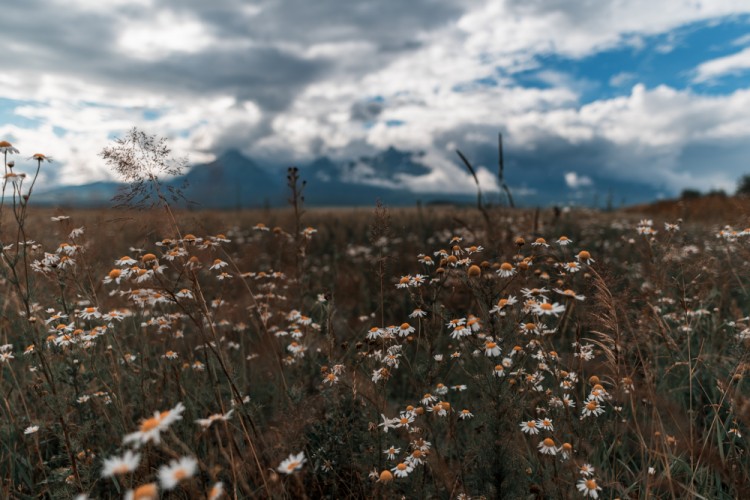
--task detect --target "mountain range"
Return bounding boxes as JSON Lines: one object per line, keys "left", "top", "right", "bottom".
{"left": 32, "top": 147, "right": 477, "bottom": 209}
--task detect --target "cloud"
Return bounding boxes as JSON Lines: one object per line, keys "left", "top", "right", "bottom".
{"left": 0, "top": 0, "right": 749, "bottom": 199}
{"left": 564, "top": 172, "right": 593, "bottom": 189}
{"left": 693, "top": 46, "right": 750, "bottom": 83}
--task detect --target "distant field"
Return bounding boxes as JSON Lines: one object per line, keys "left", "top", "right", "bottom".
{"left": 1, "top": 200, "right": 749, "bottom": 499}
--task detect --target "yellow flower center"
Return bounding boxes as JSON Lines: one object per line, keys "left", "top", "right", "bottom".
{"left": 140, "top": 416, "right": 161, "bottom": 432}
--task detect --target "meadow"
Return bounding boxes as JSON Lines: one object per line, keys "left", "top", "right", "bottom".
{"left": 2, "top": 146, "right": 750, "bottom": 499}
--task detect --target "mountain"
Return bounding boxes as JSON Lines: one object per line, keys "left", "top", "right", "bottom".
{"left": 32, "top": 148, "right": 461, "bottom": 209}
{"left": 175, "top": 149, "right": 283, "bottom": 209}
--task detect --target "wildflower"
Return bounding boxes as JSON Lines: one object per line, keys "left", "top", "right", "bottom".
{"left": 484, "top": 340, "right": 501, "bottom": 357}
{"left": 396, "top": 412, "right": 415, "bottom": 429}
{"left": 538, "top": 437, "right": 557, "bottom": 455}
{"left": 576, "top": 250, "right": 594, "bottom": 265}
{"left": 391, "top": 462, "right": 413, "bottom": 478}
{"left": 581, "top": 399, "right": 605, "bottom": 418}
{"left": 536, "top": 418, "right": 554, "bottom": 431}
{"left": 0, "top": 352, "right": 14, "bottom": 363}
{"left": 323, "top": 372, "right": 339, "bottom": 385}
{"left": 555, "top": 288, "right": 586, "bottom": 301}
{"left": 101, "top": 450, "right": 141, "bottom": 478}
{"left": 124, "top": 483, "right": 159, "bottom": 500}
{"left": 208, "top": 482, "right": 225, "bottom": 500}
{"left": 563, "top": 261, "right": 581, "bottom": 273}
{"left": 406, "top": 448, "right": 426, "bottom": 465}
{"left": 490, "top": 295, "right": 517, "bottom": 314}
{"left": 520, "top": 322, "right": 541, "bottom": 335}
{"left": 493, "top": 364, "right": 505, "bottom": 377}
{"left": 532, "top": 237, "right": 549, "bottom": 247}
{"left": 79, "top": 307, "right": 101, "bottom": 320}
{"left": 366, "top": 327, "right": 384, "bottom": 340}
{"left": 496, "top": 262, "right": 515, "bottom": 278}
{"left": 162, "top": 350, "right": 179, "bottom": 360}
{"left": 520, "top": 420, "right": 539, "bottom": 435}
{"left": 195, "top": 409, "right": 234, "bottom": 429}
{"left": 378, "top": 470, "right": 394, "bottom": 483}
{"left": 378, "top": 414, "right": 398, "bottom": 433}
{"left": 459, "top": 409, "right": 474, "bottom": 419}
{"left": 397, "top": 322, "right": 415, "bottom": 337}
{"left": 418, "top": 254, "right": 434, "bottom": 265}
{"left": 556, "top": 235, "right": 573, "bottom": 246}
{"left": 579, "top": 463, "right": 595, "bottom": 476}
{"left": 576, "top": 478, "right": 602, "bottom": 498}
{"left": 24, "top": 425, "right": 39, "bottom": 434}
{"left": 533, "top": 302, "right": 565, "bottom": 316}
{"left": 0, "top": 140, "right": 20, "bottom": 155}
{"left": 560, "top": 442, "right": 573, "bottom": 459}
{"left": 409, "top": 308, "right": 427, "bottom": 318}
{"left": 116, "top": 256, "right": 137, "bottom": 266}
{"left": 383, "top": 446, "right": 400, "bottom": 460}
{"left": 372, "top": 368, "right": 389, "bottom": 383}
{"left": 158, "top": 456, "right": 198, "bottom": 490}
{"left": 123, "top": 402, "right": 185, "bottom": 447}
{"left": 277, "top": 452, "right": 306, "bottom": 474}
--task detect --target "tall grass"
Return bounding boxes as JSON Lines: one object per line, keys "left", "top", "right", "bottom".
{"left": 0, "top": 138, "right": 749, "bottom": 498}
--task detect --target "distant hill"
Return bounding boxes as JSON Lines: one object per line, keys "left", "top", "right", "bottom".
{"left": 623, "top": 193, "right": 750, "bottom": 224}
{"left": 32, "top": 148, "right": 478, "bottom": 209}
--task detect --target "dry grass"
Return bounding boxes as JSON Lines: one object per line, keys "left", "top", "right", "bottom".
{"left": 1, "top": 153, "right": 750, "bottom": 498}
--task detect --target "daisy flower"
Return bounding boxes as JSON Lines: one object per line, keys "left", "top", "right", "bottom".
{"left": 458, "top": 409, "right": 474, "bottom": 420}
{"left": 556, "top": 235, "right": 573, "bottom": 246}
{"left": 554, "top": 288, "right": 586, "bottom": 301}
{"left": 158, "top": 456, "right": 198, "bottom": 490}
{"left": 493, "top": 364, "right": 506, "bottom": 377}
{"left": 378, "top": 414, "right": 398, "bottom": 433}
{"left": 24, "top": 425, "right": 39, "bottom": 434}
{"left": 581, "top": 399, "right": 605, "bottom": 418}
{"left": 101, "top": 450, "right": 141, "bottom": 478}
{"left": 496, "top": 262, "right": 515, "bottom": 278}
{"left": 538, "top": 437, "right": 557, "bottom": 455}
{"left": 533, "top": 302, "right": 566, "bottom": 316}
{"left": 576, "top": 250, "right": 594, "bottom": 265}
{"left": 208, "top": 482, "right": 225, "bottom": 500}
{"left": 277, "top": 452, "right": 306, "bottom": 474}
{"left": 563, "top": 261, "right": 581, "bottom": 273}
{"left": 484, "top": 340, "right": 501, "bottom": 357}
{"left": 409, "top": 308, "right": 427, "bottom": 318}
{"left": 406, "top": 449, "right": 426, "bottom": 465}
{"left": 536, "top": 418, "right": 554, "bottom": 432}
{"left": 195, "top": 409, "right": 234, "bottom": 429}
{"left": 520, "top": 420, "right": 539, "bottom": 435}
{"left": 391, "top": 462, "right": 413, "bottom": 478}
{"left": 209, "top": 259, "right": 228, "bottom": 270}
{"left": 383, "top": 446, "right": 400, "bottom": 460}
{"left": 378, "top": 470, "right": 394, "bottom": 483}
{"left": 579, "top": 463, "right": 595, "bottom": 477}
{"left": 576, "top": 478, "right": 602, "bottom": 498}
{"left": 397, "top": 322, "right": 415, "bottom": 337}
{"left": 124, "top": 483, "right": 158, "bottom": 500}
{"left": 123, "top": 402, "right": 185, "bottom": 447}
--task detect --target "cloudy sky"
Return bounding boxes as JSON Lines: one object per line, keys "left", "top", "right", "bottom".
{"left": 2, "top": 0, "right": 750, "bottom": 202}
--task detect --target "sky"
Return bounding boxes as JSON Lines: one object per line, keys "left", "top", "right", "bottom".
{"left": 2, "top": 0, "right": 750, "bottom": 203}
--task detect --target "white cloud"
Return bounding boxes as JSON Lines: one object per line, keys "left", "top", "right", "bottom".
{"left": 693, "top": 46, "right": 750, "bottom": 83}
{"left": 0, "top": 0, "right": 749, "bottom": 199}
{"left": 564, "top": 172, "right": 593, "bottom": 189}
{"left": 117, "top": 10, "right": 218, "bottom": 61}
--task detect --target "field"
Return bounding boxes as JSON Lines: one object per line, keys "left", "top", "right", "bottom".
{"left": 2, "top": 180, "right": 750, "bottom": 499}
